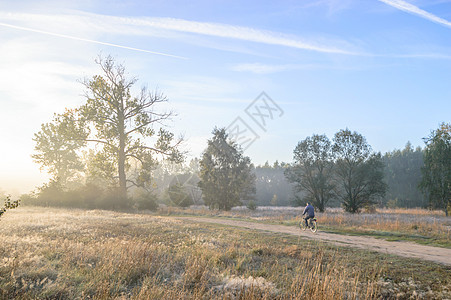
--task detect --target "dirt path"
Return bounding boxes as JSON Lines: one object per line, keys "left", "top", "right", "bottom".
{"left": 179, "top": 217, "right": 451, "bottom": 266}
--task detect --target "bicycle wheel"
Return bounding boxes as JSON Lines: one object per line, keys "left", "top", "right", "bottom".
{"left": 310, "top": 220, "right": 318, "bottom": 233}
{"left": 299, "top": 220, "right": 307, "bottom": 231}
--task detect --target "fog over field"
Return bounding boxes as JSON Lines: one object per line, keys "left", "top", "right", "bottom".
{"left": 1, "top": 2, "right": 451, "bottom": 297}
{"left": 1, "top": 0, "right": 450, "bottom": 195}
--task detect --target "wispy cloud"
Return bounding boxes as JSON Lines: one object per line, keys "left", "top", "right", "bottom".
{"left": 125, "top": 17, "right": 359, "bottom": 55}
{"left": 230, "top": 61, "right": 377, "bottom": 74}
{"left": 0, "top": 11, "right": 361, "bottom": 56}
{"left": 378, "top": 0, "right": 451, "bottom": 28}
{"left": 231, "top": 63, "right": 316, "bottom": 74}
{"left": 0, "top": 21, "right": 188, "bottom": 59}
{"left": 389, "top": 52, "right": 451, "bottom": 59}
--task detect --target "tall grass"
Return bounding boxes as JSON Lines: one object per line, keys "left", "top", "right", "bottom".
{"left": 0, "top": 207, "right": 449, "bottom": 299}
{"left": 316, "top": 208, "right": 450, "bottom": 245}
{"left": 164, "top": 206, "right": 450, "bottom": 246}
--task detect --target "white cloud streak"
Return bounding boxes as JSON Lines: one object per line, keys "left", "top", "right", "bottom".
{"left": 122, "top": 17, "right": 359, "bottom": 55}
{"left": 378, "top": 0, "right": 451, "bottom": 28}
{"left": 231, "top": 63, "right": 308, "bottom": 74}
{"left": 0, "top": 21, "right": 188, "bottom": 59}
{"left": 0, "top": 11, "right": 360, "bottom": 56}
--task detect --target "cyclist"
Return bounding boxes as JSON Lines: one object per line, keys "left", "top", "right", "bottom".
{"left": 302, "top": 202, "right": 315, "bottom": 228}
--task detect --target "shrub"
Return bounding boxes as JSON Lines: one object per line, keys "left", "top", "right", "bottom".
{"left": 247, "top": 200, "right": 257, "bottom": 211}
{"left": 133, "top": 192, "right": 159, "bottom": 211}
{"left": 168, "top": 183, "right": 194, "bottom": 208}
{"left": 98, "top": 188, "right": 132, "bottom": 210}
{"left": 21, "top": 183, "right": 132, "bottom": 210}
{"left": 0, "top": 195, "right": 20, "bottom": 218}
{"left": 364, "top": 204, "right": 377, "bottom": 213}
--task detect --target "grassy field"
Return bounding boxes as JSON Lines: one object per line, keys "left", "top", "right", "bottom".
{"left": 0, "top": 207, "right": 450, "bottom": 299}
{"left": 162, "top": 206, "right": 451, "bottom": 248}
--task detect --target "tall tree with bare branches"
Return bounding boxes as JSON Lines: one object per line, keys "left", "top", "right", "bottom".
{"left": 80, "top": 55, "right": 183, "bottom": 200}
{"left": 33, "top": 55, "right": 183, "bottom": 202}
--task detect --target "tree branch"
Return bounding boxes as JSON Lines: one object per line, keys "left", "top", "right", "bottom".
{"left": 125, "top": 153, "right": 144, "bottom": 165}
{"left": 124, "top": 114, "right": 173, "bottom": 136}
{"left": 84, "top": 139, "right": 116, "bottom": 149}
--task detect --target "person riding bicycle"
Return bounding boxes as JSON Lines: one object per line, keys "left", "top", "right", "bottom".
{"left": 302, "top": 202, "right": 315, "bottom": 228}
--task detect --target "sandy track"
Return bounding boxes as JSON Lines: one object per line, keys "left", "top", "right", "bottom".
{"left": 179, "top": 217, "right": 451, "bottom": 266}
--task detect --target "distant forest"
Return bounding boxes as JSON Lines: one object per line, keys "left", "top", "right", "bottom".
{"left": 253, "top": 142, "right": 425, "bottom": 208}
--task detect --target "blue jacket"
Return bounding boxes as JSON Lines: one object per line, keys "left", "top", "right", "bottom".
{"left": 303, "top": 204, "right": 315, "bottom": 217}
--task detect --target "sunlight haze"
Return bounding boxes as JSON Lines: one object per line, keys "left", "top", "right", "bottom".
{"left": 1, "top": 0, "right": 450, "bottom": 194}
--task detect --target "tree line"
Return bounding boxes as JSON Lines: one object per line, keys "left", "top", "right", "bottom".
{"left": 16, "top": 55, "right": 449, "bottom": 215}
{"left": 284, "top": 130, "right": 386, "bottom": 213}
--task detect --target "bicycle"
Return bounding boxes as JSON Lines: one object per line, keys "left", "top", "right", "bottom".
{"left": 299, "top": 217, "right": 318, "bottom": 233}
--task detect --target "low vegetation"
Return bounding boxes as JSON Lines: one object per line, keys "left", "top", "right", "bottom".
{"left": 0, "top": 195, "right": 20, "bottom": 218}
{"left": 315, "top": 208, "right": 450, "bottom": 247}
{"left": 162, "top": 206, "right": 451, "bottom": 248}
{"left": 0, "top": 207, "right": 449, "bottom": 299}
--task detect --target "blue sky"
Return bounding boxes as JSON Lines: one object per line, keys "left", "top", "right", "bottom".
{"left": 0, "top": 0, "right": 450, "bottom": 194}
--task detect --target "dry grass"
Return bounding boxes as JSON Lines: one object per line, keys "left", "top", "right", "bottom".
{"left": 0, "top": 207, "right": 450, "bottom": 299}
{"left": 164, "top": 206, "right": 451, "bottom": 247}
{"left": 378, "top": 208, "right": 446, "bottom": 216}
{"left": 314, "top": 208, "right": 450, "bottom": 246}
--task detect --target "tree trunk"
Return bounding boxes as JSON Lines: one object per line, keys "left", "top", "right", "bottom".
{"left": 446, "top": 200, "right": 449, "bottom": 217}
{"left": 118, "top": 106, "right": 127, "bottom": 201}
{"left": 118, "top": 141, "right": 127, "bottom": 200}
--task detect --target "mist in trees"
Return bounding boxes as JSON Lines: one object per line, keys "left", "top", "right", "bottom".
{"left": 285, "top": 129, "right": 386, "bottom": 213}
{"left": 31, "top": 55, "right": 183, "bottom": 208}
{"left": 383, "top": 142, "right": 425, "bottom": 208}
{"left": 198, "top": 128, "right": 256, "bottom": 210}
{"left": 25, "top": 55, "right": 448, "bottom": 213}
{"left": 255, "top": 161, "right": 294, "bottom": 206}
{"left": 420, "top": 122, "right": 450, "bottom": 216}
{"left": 285, "top": 134, "right": 335, "bottom": 212}
{"left": 79, "top": 55, "right": 183, "bottom": 199}
{"left": 32, "top": 110, "right": 87, "bottom": 186}
{"left": 333, "top": 129, "right": 386, "bottom": 213}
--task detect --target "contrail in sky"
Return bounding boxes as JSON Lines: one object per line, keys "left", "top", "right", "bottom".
{"left": 0, "top": 21, "right": 188, "bottom": 59}
{"left": 132, "top": 17, "right": 359, "bottom": 55}
{"left": 0, "top": 12, "right": 361, "bottom": 56}
{"left": 378, "top": 0, "right": 451, "bottom": 28}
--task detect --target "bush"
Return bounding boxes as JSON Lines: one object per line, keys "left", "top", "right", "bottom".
{"left": 363, "top": 204, "right": 377, "bottom": 213}
{"left": 22, "top": 183, "right": 132, "bottom": 210}
{"left": 0, "top": 195, "right": 20, "bottom": 218}
{"left": 92, "top": 187, "right": 132, "bottom": 210}
{"left": 133, "top": 192, "right": 159, "bottom": 211}
{"left": 386, "top": 198, "right": 399, "bottom": 209}
{"left": 247, "top": 200, "right": 257, "bottom": 211}
{"left": 168, "top": 183, "right": 194, "bottom": 208}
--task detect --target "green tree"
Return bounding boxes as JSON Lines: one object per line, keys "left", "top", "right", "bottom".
{"left": 285, "top": 134, "right": 335, "bottom": 212}
{"left": 32, "top": 109, "right": 88, "bottom": 185}
{"left": 168, "top": 183, "right": 193, "bottom": 207}
{"left": 34, "top": 55, "right": 183, "bottom": 204}
{"left": 198, "top": 128, "right": 256, "bottom": 210}
{"left": 0, "top": 195, "right": 20, "bottom": 218}
{"left": 333, "top": 129, "right": 386, "bottom": 213}
{"left": 255, "top": 162, "right": 292, "bottom": 206}
{"left": 420, "top": 123, "right": 451, "bottom": 216}
{"left": 383, "top": 142, "right": 425, "bottom": 208}
{"left": 80, "top": 55, "right": 183, "bottom": 200}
